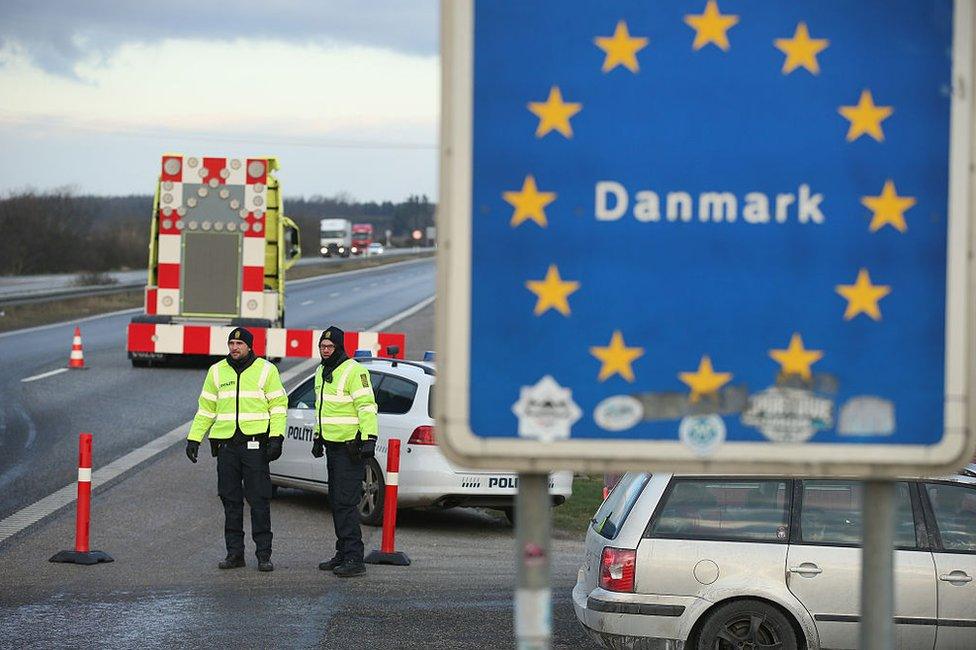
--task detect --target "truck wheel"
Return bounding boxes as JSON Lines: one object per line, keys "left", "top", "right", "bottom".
{"left": 696, "top": 600, "right": 797, "bottom": 650}
{"left": 358, "top": 458, "right": 385, "bottom": 527}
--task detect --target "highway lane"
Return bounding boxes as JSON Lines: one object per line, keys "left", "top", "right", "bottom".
{"left": 0, "top": 258, "right": 435, "bottom": 521}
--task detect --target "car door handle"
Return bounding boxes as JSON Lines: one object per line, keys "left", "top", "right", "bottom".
{"left": 788, "top": 563, "right": 823, "bottom": 577}
{"left": 939, "top": 571, "right": 973, "bottom": 584}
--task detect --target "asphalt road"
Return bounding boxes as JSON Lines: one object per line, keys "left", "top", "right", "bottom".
{"left": 0, "top": 258, "right": 435, "bottom": 522}
{"left": 0, "top": 248, "right": 433, "bottom": 299}
{"left": 0, "top": 294, "right": 596, "bottom": 648}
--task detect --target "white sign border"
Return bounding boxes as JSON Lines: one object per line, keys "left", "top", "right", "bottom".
{"left": 436, "top": 0, "right": 976, "bottom": 477}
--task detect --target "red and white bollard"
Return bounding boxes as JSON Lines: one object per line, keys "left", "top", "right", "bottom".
{"left": 365, "top": 438, "right": 411, "bottom": 566}
{"left": 50, "top": 433, "right": 113, "bottom": 565}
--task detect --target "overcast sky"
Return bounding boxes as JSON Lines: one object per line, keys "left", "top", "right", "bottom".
{"left": 0, "top": 0, "right": 439, "bottom": 202}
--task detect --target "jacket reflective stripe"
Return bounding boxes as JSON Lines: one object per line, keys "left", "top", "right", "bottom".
{"left": 265, "top": 389, "right": 285, "bottom": 400}
{"left": 320, "top": 416, "right": 361, "bottom": 425}
{"left": 216, "top": 412, "right": 271, "bottom": 422}
{"left": 218, "top": 390, "right": 266, "bottom": 400}
{"left": 196, "top": 408, "right": 216, "bottom": 418}
{"left": 321, "top": 394, "right": 353, "bottom": 403}
{"left": 200, "top": 391, "right": 218, "bottom": 402}
{"left": 258, "top": 361, "right": 272, "bottom": 390}
{"left": 351, "top": 387, "right": 372, "bottom": 400}
{"left": 269, "top": 406, "right": 287, "bottom": 415}
{"left": 336, "top": 364, "right": 355, "bottom": 397}
{"left": 358, "top": 404, "right": 378, "bottom": 414}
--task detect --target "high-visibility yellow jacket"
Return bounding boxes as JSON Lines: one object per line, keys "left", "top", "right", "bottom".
{"left": 188, "top": 357, "right": 287, "bottom": 442}
{"left": 314, "top": 358, "right": 378, "bottom": 442}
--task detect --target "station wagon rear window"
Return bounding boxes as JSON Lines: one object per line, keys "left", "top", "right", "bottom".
{"left": 591, "top": 473, "right": 651, "bottom": 540}
{"left": 649, "top": 479, "right": 790, "bottom": 543}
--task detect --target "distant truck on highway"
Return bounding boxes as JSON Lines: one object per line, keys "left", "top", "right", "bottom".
{"left": 351, "top": 223, "right": 373, "bottom": 255}
{"left": 126, "top": 154, "right": 301, "bottom": 365}
{"left": 319, "top": 218, "right": 352, "bottom": 257}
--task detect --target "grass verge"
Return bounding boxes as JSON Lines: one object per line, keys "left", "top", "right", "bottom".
{"left": 0, "top": 252, "right": 434, "bottom": 334}
{"left": 553, "top": 475, "right": 604, "bottom": 537}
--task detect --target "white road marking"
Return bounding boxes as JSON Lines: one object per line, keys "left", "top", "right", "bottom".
{"left": 0, "top": 294, "right": 436, "bottom": 545}
{"left": 21, "top": 368, "right": 69, "bottom": 383}
{"left": 300, "top": 300, "right": 313, "bottom": 306}
{"left": 328, "top": 292, "right": 340, "bottom": 298}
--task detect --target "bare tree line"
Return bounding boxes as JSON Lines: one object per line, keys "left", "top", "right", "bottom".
{"left": 0, "top": 190, "right": 436, "bottom": 275}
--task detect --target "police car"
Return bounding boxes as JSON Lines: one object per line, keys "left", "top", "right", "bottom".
{"left": 271, "top": 353, "right": 573, "bottom": 525}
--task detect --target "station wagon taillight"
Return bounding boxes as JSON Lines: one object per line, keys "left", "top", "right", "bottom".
{"left": 408, "top": 425, "right": 436, "bottom": 445}
{"left": 599, "top": 547, "right": 636, "bottom": 592}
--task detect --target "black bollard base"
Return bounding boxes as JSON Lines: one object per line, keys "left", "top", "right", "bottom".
{"left": 364, "top": 549, "right": 411, "bottom": 566}
{"left": 49, "top": 550, "right": 114, "bottom": 565}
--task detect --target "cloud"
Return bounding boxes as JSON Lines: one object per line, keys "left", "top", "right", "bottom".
{"left": 0, "top": 0, "right": 438, "bottom": 77}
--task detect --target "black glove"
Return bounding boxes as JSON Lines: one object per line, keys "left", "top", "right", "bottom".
{"left": 185, "top": 440, "right": 199, "bottom": 463}
{"left": 360, "top": 437, "right": 376, "bottom": 459}
{"left": 266, "top": 437, "right": 283, "bottom": 462}
{"left": 311, "top": 437, "right": 324, "bottom": 458}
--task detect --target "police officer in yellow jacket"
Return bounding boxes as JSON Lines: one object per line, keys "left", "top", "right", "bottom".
{"left": 311, "top": 326, "right": 378, "bottom": 577}
{"left": 184, "top": 327, "right": 287, "bottom": 572}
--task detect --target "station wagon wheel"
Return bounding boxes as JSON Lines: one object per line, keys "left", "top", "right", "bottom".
{"left": 697, "top": 600, "right": 797, "bottom": 650}
{"left": 358, "top": 458, "right": 385, "bottom": 527}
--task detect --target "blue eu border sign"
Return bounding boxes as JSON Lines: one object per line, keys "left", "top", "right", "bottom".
{"left": 436, "top": 0, "right": 976, "bottom": 475}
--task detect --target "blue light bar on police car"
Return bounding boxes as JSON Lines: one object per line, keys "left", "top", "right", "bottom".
{"left": 353, "top": 349, "right": 372, "bottom": 358}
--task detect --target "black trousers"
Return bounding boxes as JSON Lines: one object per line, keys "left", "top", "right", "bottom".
{"left": 325, "top": 442, "right": 365, "bottom": 563}
{"left": 217, "top": 439, "right": 272, "bottom": 560}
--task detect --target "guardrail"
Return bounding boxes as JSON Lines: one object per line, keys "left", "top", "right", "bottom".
{"left": 0, "top": 247, "right": 436, "bottom": 307}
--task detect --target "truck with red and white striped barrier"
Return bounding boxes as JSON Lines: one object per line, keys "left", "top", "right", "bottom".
{"left": 125, "top": 154, "right": 404, "bottom": 364}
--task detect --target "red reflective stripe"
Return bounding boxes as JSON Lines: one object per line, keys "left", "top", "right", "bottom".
{"left": 245, "top": 158, "right": 267, "bottom": 184}
{"left": 145, "top": 288, "right": 157, "bottom": 315}
{"left": 285, "top": 330, "right": 313, "bottom": 357}
{"left": 157, "top": 263, "right": 180, "bottom": 289}
{"left": 127, "top": 323, "right": 156, "bottom": 352}
{"left": 249, "top": 327, "right": 268, "bottom": 357}
{"left": 378, "top": 332, "right": 406, "bottom": 359}
{"left": 183, "top": 325, "right": 210, "bottom": 355}
{"left": 202, "top": 157, "right": 227, "bottom": 185}
{"left": 161, "top": 155, "right": 182, "bottom": 182}
{"left": 242, "top": 266, "right": 264, "bottom": 292}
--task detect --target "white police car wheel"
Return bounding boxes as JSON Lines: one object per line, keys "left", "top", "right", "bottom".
{"left": 359, "top": 458, "right": 385, "bottom": 526}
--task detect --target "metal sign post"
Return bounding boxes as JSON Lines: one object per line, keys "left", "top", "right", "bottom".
{"left": 514, "top": 474, "right": 551, "bottom": 650}
{"left": 439, "top": 1, "right": 975, "bottom": 647}
{"left": 860, "top": 481, "right": 895, "bottom": 650}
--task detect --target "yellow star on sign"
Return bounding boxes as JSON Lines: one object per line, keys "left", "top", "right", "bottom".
{"left": 769, "top": 333, "right": 824, "bottom": 381}
{"left": 684, "top": 0, "right": 739, "bottom": 51}
{"left": 861, "top": 180, "right": 916, "bottom": 233}
{"left": 679, "top": 355, "right": 732, "bottom": 403}
{"left": 502, "top": 175, "right": 556, "bottom": 228}
{"left": 528, "top": 86, "right": 582, "bottom": 139}
{"left": 835, "top": 269, "right": 891, "bottom": 321}
{"left": 774, "top": 22, "right": 829, "bottom": 75}
{"left": 838, "top": 90, "right": 893, "bottom": 142}
{"left": 594, "top": 20, "right": 649, "bottom": 73}
{"left": 526, "top": 264, "right": 580, "bottom": 317}
{"left": 590, "top": 330, "right": 645, "bottom": 382}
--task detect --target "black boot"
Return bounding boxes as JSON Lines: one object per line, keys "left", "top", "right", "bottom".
{"left": 318, "top": 555, "right": 343, "bottom": 571}
{"left": 333, "top": 560, "right": 366, "bottom": 578}
{"left": 218, "top": 554, "right": 245, "bottom": 569}
{"left": 257, "top": 559, "right": 274, "bottom": 572}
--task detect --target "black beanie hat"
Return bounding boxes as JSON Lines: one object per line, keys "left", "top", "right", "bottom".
{"left": 319, "top": 326, "right": 344, "bottom": 349}
{"left": 228, "top": 327, "right": 254, "bottom": 347}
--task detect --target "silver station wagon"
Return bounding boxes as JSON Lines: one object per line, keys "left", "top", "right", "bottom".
{"left": 573, "top": 472, "right": 976, "bottom": 650}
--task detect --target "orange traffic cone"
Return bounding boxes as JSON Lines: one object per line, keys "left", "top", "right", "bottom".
{"left": 68, "top": 326, "right": 87, "bottom": 369}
